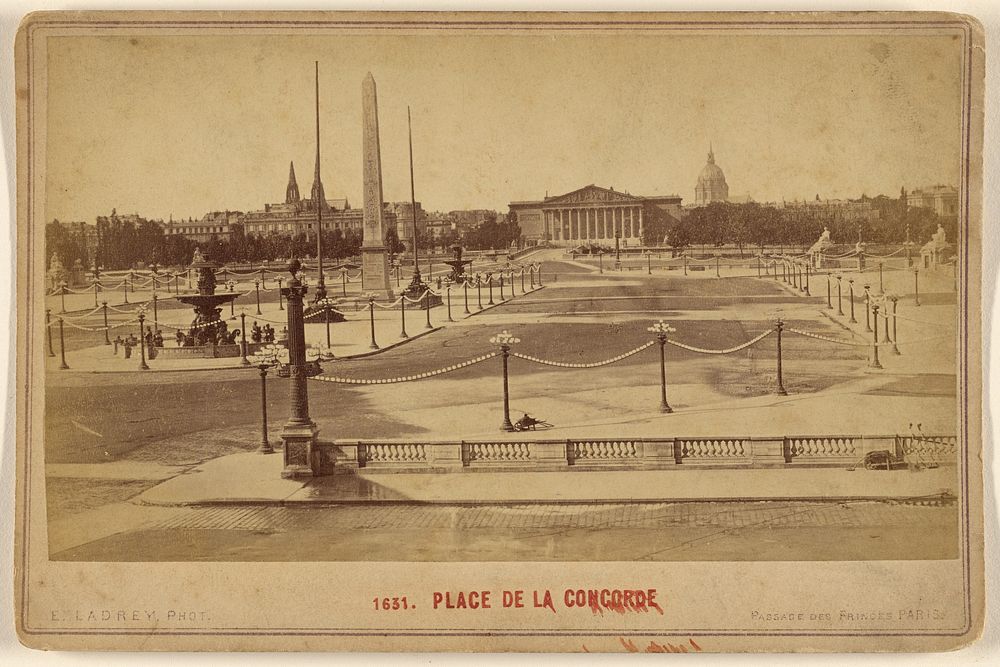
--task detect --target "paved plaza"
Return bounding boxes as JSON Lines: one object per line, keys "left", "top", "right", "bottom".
{"left": 42, "top": 249, "right": 961, "bottom": 561}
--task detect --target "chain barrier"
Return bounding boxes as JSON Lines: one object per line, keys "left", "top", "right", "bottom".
{"left": 784, "top": 327, "right": 872, "bottom": 347}
{"left": 665, "top": 329, "right": 773, "bottom": 355}
{"left": 55, "top": 305, "right": 105, "bottom": 320}
{"left": 511, "top": 341, "right": 655, "bottom": 368}
{"left": 310, "top": 351, "right": 499, "bottom": 384}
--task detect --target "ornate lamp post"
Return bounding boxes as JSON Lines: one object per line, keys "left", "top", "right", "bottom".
{"left": 254, "top": 278, "right": 262, "bottom": 315}
{"left": 423, "top": 289, "right": 433, "bottom": 330}
{"left": 648, "top": 320, "right": 677, "bottom": 413}
{"left": 848, "top": 278, "right": 857, "bottom": 323}
{"left": 598, "top": 250, "right": 604, "bottom": 274}
{"left": 136, "top": 303, "right": 150, "bottom": 370}
{"left": 101, "top": 301, "right": 110, "bottom": 345}
{"left": 835, "top": 274, "right": 843, "bottom": 316}
{"left": 279, "top": 259, "right": 320, "bottom": 478}
{"left": 248, "top": 345, "right": 282, "bottom": 454}
{"left": 45, "top": 309, "right": 55, "bottom": 357}
{"left": 869, "top": 303, "right": 883, "bottom": 370}
{"left": 443, "top": 278, "right": 454, "bottom": 322}
{"left": 58, "top": 317, "right": 69, "bottom": 369}
{"left": 646, "top": 251, "right": 652, "bottom": 275}
{"left": 877, "top": 295, "right": 892, "bottom": 346}
{"left": 226, "top": 280, "right": 237, "bottom": 316}
{"left": 863, "top": 283, "right": 872, "bottom": 332}
{"left": 367, "top": 294, "right": 379, "bottom": 350}
{"left": 888, "top": 294, "right": 901, "bottom": 355}
{"left": 278, "top": 277, "right": 284, "bottom": 310}
{"left": 775, "top": 317, "right": 787, "bottom": 396}
{"left": 803, "top": 264, "right": 810, "bottom": 296}
{"left": 399, "top": 293, "right": 409, "bottom": 339}
{"left": 239, "top": 310, "right": 250, "bottom": 366}
{"left": 341, "top": 268, "right": 348, "bottom": 297}
{"left": 318, "top": 297, "right": 335, "bottom": 348}
{"left": 614, "top": 234, "right": 621, "bottom": 271}
{"left": 913, "top": 267, "right": 921, "bottom": 306}
{"left": 878, "top": 261, "right": 884, "bottom": 293}
{"left": 491, "top": 330, "right": 520, "bottom": 432}
{"left": 149, "top": 262, "right": 159, "bottom": 294}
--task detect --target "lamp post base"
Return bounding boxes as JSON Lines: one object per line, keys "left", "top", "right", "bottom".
{"left": 281, "top": 422, "right": 320, "bottom": 478}
{"left": 257, "top": 440, "right": 275, "bottom": 455}
{"left": 660, "top": 402, "right": 673, "bottom": 414}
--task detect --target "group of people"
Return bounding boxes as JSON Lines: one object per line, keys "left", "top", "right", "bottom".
{"left": 113, "top": 328, "right": 163, "bottom": 359}
{"left": 249, "top": 322, "right": 277, "bottom": 344}
{"left": 173, "top": 320, "right": 241, "bottom": 348}
{"left": 112, "top": 318, "right": 286, "bottom": 361}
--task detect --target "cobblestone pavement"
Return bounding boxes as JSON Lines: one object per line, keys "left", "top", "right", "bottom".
{"left": 149, "top": 500, "right": 955, "bottom": 533}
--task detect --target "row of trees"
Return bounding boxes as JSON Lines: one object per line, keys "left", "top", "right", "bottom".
{"left": 47, "top": 215, "right": 366, "bottom": 271}
{"left": 653, "top": 195, "right": 952, "bottom": 254}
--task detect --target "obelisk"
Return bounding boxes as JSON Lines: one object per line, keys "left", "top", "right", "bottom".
{"left": 360, "top": 72, "right": 394, "bottom": 298}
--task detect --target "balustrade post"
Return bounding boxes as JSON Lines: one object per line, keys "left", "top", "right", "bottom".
{"left": 913, "top": 268, "right": 921, "bottom": 306}
{"left": 488, "top": 274, "right": 495, "bottom": 305}
{"left": 476, "top": 276, "right": 483, "bottom": 310}
{"left": 463, "top": 280, "right": 471, "bottom": 314}
{"left": 446, "top": 285, "right": 454, "bottom": 322}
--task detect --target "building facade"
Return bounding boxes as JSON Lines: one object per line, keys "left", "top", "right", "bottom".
{"left": 907, "top": 185, "right": 959, "bottom": 218}
{"left": 163, "top": 210, "right": 242, "bottom": 243}
{"left": 509, "top": 184, "right": 683, "bottom": 246}
{"left": 236, "top": 160, "right": 400, "bottom": 241}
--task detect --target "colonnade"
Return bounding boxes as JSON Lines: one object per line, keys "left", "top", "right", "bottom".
{"left": 544, "top": 206, "right": 643, "bottom": 243}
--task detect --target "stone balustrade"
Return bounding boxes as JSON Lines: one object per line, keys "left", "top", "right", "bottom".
{"left": 311, "top": 434, "right": 958, "bottom": 475}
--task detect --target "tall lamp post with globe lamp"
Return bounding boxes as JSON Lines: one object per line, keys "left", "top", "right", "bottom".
{"left": 491, "top": 330, "right": 520, "bottom": 432}
{"left": 648, "top": 320, "right": 677, "bottom": 413}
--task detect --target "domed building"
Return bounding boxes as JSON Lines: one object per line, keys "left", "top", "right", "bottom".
{"left": 694, "top": 146, "right": 730, "bottom": 206}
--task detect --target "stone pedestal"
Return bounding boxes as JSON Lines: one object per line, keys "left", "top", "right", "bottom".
{"left": 361, "top": 246, "right": 393, "bottom": 298}
{"left": 281, "top": 422, "right": 320, "bottom": 478}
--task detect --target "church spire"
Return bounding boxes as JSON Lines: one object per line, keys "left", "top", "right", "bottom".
{"left": 707, "top": 143, "right": 715, "bottom": 164}
{"left": 286, "top": 161, "right": 300, "bottom": 204}
{"left": 310, "top": 63, "right": 326, "bottom": 210}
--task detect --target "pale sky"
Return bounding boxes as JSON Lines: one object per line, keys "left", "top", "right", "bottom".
{"left": 44, "top": 31, "right": 965, "bottom": 222}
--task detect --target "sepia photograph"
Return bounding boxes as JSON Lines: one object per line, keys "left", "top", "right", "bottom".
{"left": 13, "top": 9, "right": 985, "bottom": 653}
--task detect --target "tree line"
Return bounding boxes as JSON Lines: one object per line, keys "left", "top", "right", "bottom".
{"left": 642, "top": 195, "right": 952, "bottom": 254}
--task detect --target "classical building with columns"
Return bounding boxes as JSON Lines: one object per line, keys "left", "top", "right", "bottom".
{"left": 509, "top": 184, "right": 683, "bottom": 246}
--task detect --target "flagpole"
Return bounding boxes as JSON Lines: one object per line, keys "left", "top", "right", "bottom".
{"left": 408, "top": 106, "right": 422, "bottom": 289}
{"left": 314, "top": 61, "right": 326, "bottom": 300}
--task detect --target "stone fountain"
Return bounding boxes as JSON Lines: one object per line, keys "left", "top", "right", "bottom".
{"left": 163, "top": 248, "right": 241, "bottom": 353}
{"left": 443, "top": 244, "right": 473, "bottom": 283}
